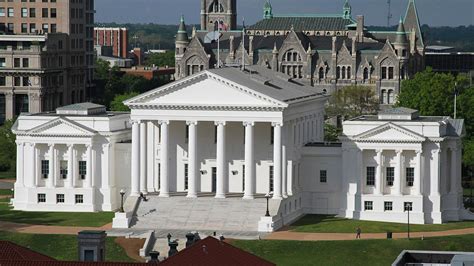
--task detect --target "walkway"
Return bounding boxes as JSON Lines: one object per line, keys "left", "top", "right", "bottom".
{"left": 0, "top": 221, "right": 113, "bottom": 235}
{"left": 264, "top": 227, "right": 474, "bottom": 241}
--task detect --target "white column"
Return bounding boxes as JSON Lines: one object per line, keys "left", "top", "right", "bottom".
{"left": 72, "top": 149, "right": 77, "bottom": 188}
{"left": 102, "top": 144, "right": 110, "bottom": 190}
{"left": 131, "top": 120, "right": 140, "bottom": 196}
{"left": 431, "top": 149, "right": 441, "bottom": 196}
{"left": 450, "top": 147, "right": 457, "bottom": 194}
{"left": 357, "top": 149, "right": 363, "bottom": 195}
{"left": 47, "top": 144, "right": 54, "bottom": 188}
{"left": 140, "top": 122, "right": 148, "bottom": 194}
{"left": 394, "top": 150, "right": 403, "bottom": 195}
{"left": 86, "top": 144, "right": 93, "bottom": 188}
{"left": 272, "top": 122, "right": 283, "bottom": 199}
{"left": 282, "top": 143, "right": 288, "bottom": 198}
{"left": 29, "top": 143, "right": 37, "bottom": 188}
{"left": 215, "top": 121, "right": 227, "bottom": 198}
{"left": 415, "top": 150, "right": 422, "bottom": 195}
{"left": 16, "top": 142, "right": 24, "bottom": 187}
{"left": 187, "top": 121, "right": 198, "bottom": 198}
{"left": 243, "top": 121, "right": 255, "bottom": 199}
{"left": 159, "top": 121, "right": 170, "bottom": 197}
{"left": 375, "top": 149, "right": 383, "bottom": 195}
{"left": 67, "top": 144, "right": 74, "bottom": 188}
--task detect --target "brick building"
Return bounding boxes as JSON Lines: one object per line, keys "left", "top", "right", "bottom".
{"left": 94, "top": 27, "right": 128, "bottom": 59}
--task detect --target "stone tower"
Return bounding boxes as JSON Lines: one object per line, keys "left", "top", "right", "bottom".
{"left": 175, "top": 15, "right": 190, "bottom": 79}
{"left": 200, "top": 0, "right": 237, "bottom": 31}
{"left": 343, "top": 0, "right": 352, "bottom": 19}
{"left": 263, "top": 0, "right": 273, "bottom": 19}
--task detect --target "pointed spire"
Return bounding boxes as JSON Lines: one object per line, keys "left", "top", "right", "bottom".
{"left": 343, "top": 0, "right": 352, "bottom": 19}
{"left": 404, "top": 0, "right": 423, "bottom": 47}
{"left": 273, "top": 42, "right": 278, "bottom": 54}
{"left": 307, "top": 44, "right": 312, "bottom": 54}
{"left": 176, "top": 15, "right": 189, "bottom": 43}
{"left": 263, "top": 0, "right": 273, "bottom": 19}
{"left": 395, "top": 16, "right": 408, "bottom": 45}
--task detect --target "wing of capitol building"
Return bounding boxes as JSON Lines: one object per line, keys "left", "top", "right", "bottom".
{"left": 9, "top": 0, "right": 474, "bottom": 233}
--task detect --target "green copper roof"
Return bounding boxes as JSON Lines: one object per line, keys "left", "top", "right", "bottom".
{"left": 344, "top": 0, "right": 351, "bottom": 9}
{"left": 176, "top": 15, "right": 189, "bottom": 42}
{"left": 248, "top": 16, "right": 355, "bottom": 31}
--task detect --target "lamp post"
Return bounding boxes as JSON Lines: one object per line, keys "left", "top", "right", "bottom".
{"left": 119, "top": 189, "right": 125, "bottom": 213}
{"left": 405, "top": 202, "right": 411, "bottom": 239}
{"left": 265, "top": 193, "right": 272, "bottom": 217}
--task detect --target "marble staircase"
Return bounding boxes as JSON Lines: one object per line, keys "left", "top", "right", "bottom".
{"left": 131, "top": 194, "right": 281, "bottom": 232}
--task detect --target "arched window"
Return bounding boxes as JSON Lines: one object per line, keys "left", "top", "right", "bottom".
{"left": 293, "top": 52, "right": 297, "bottom": 62}
{"left": 381, "top": 90, "right": 386, "bottom": 104}
{"left": 363, "top": 67, "right": 369, "bottom": 81}
{"left": 209, "top": 0, "right": 224, "bottom": 13}
{"left": 341, "top": 66, "right": 346, "bottom": 79}
{"left": 388, "top": 90, "right": 394, "bottom": 104}
{"left": 347, "top": 66, "right": 351, "bottom": 79}
{"left": 336, "top": 66, "right": 341, "bottom": 79}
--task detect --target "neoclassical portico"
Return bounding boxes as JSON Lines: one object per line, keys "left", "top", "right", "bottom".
{"left": 125, "top": 67, "right": 327, "bottom": 200}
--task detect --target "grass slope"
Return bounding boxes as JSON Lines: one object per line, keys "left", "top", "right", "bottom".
{"left": 233, "top": 235, "right": 474, "bottom": 266}
{"left": 290, "top": 215, "right": 474, "bottom": 233}
{"left": 0, "top": 203, "right": 114, "bottom": 227}
{"left": 0, "top": 231, "right": 133, "bottom": 262}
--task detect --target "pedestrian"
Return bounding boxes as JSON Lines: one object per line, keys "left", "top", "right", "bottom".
{"left": 356, "top": 227, "right": 361, "bottom": 239}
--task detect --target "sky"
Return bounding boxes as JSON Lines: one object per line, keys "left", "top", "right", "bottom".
{"left": 95, "top": 0, "right": 474, "bottom": 27}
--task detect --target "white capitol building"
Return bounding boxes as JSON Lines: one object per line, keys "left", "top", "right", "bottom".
{"left": 11, "top": 66, "right": 473, "bottom": 232}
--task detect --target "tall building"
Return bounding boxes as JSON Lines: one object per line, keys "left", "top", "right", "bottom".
{"left": 176, "top": 0, "right": 425, "bottom": 106}
{"left": 0, "top": 0, "right": 95, "bottom": 123}
{"left": 94, "top": 27, "right": 129, "bottom": 58}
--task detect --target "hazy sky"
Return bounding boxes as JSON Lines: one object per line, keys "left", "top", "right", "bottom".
{"left": 95, "top": 0, "right": 474, "bottom": 27}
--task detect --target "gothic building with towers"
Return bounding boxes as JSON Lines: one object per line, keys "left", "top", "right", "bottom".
{"left": 175, "top": 0, "right": 425, "bottom": 106}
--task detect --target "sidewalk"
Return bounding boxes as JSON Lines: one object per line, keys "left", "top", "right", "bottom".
{"left": 264, "top": 227, "right": 474, "bottom": 241}
{"left": 0, "top": 221, "right": 112, "bottom": 235}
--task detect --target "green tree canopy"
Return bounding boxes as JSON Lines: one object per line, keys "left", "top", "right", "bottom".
{"left": 110, "top": 92, "right": 140, "bottom": 112}
{"left": 0, "top": 119, "right": 16, "bottom": 171}
{"left": 145, "top": 51, "right": 175, "bottom": 68}
{"left": 326, "top": 85, "right": 379, "bottom": 120}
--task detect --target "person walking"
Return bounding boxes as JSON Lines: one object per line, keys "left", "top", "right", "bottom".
{"left": 356, "top": 227, "right": 361, "bottom": 239}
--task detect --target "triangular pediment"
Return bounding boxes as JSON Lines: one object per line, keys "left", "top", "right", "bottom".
{"left": 27, "top": 117, "right": 96, "bottom": 137}
{"left": 354, "top": 123, "right": 425, "bottom": 142}
{"left": 125, "top": 71, "right": 286, "bottom": 109}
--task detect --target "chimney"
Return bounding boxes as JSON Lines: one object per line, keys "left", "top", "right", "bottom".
{"left": 168, "top": 241, "right": 179, "bottom": 257}
{"left": 185, "top": 233, "right": 196, "bottom": 248}
{"left": 356, "top": 15, "right": 364, "bottom": 42}
{"left": 77, "top": 231, "right": 106, "bottom": 262}
{"left": 148, "top": 251, "right": 160, "bottom": 263}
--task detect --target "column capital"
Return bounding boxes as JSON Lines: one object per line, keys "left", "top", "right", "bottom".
{"left": 85, "top": 144, "right": 92, "bottom": 149}
{"left": 130, "top": 119, "right": 141, "bottom": 125}
{"left": 243, "top": 121, "right": 255, "bottom": 127}
{"left": 102, "top": 143, "right": 110, "bottom": 149}
{"left": 431, "top": 149, "right": 441, "bottom": 155}
{"left": 375, "top": 149, "right": 383, "bottom": 154}
{"left": 158, "top": 120, "right": 170, "bottom": 125}
{"left": 48, "top": 143, "right": 55, "bottom": 148}
{"left": 186, "top": 120, "right": 198, "bottom": 126}
{"left": 67, "top": 144, "right": 74, "bottom": 148}
{"left": 396, "top": 149, "right": 403, "bottom": 155}
{"left": 271, "top": 122, "right": 283, "bottom": 127}
{"left": 415, "top": 149, "right": 422, "bottom": 155}
{"left": 214, "top": 121, "right": 226, "bottom": 126}
{"left": 15, "top": 141, "right": 24, "bottom": 146}
{"left": 28, "top": 142, "right": 36, "bottom": 147}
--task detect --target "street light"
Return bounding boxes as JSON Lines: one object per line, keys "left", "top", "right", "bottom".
{"left": 265, "top": 193, "right": 273, "bottom": 217}
{"left": 404, "top": 202, "right": 412, "bottom": 239}
{"left": 119, "top": 189, "right": 126, "bottom": 213}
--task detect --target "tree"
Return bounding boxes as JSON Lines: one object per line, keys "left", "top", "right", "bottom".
{"left": 324, "top": 123, "right": 342, "bottom": 142}
{"left": 145, "top": 51, "right": 175, "bottom": 68}
{"left": 0, "top": 119, "right": 16, "bottom": 171}
{"left": 110, "top": 92, "right": 140, "bottom": 112}
{"left": 326, "top": 85, "right": 379, "bottom": 120}
{"left": 396, "top": 68, "right": 458, "bottom": 116}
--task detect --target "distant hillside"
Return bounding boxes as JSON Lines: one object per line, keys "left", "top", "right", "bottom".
{"left": 98, "top": 23, "right": 474, "bottom": 52}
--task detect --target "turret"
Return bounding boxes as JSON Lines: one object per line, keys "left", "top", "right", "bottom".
{"left": 264, "top": 0, "right": 273, "bottom": 19}
{"left": 343, "top": 0, "right": 352, "bottom": 19}
{"left": 175, "top": 15, "right": 189, "bottom": 79}
{"left": 393, "top": 17, "right": 408, "bottom": 58}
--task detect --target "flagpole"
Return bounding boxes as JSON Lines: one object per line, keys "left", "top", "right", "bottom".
{"left": 242, "top": 17, "right": 245, "bottom": 71}
{"left": 217, "top": 21, "right": 220, "bottom": 68}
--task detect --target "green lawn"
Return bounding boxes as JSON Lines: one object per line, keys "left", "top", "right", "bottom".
{"left": 0, "top": 203, "right": 114, "bottom": 227}
{"left": 0, "top": 171, "right": 15, "bottom": 179}
{"left": 0, "top": 231, "right": 134, "bottom": 262}
{"left": 290, "top": 215, "right": 474, "bottom": 233}
{"left": 233, "top": 234, "right": 474, "bottom": 266}
{"left": 0, "top": 189, "right": 13, "bottom": 195}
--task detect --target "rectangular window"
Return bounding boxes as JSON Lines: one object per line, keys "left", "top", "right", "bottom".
{"left": 0, "top": 58, "right": 5, "bottom": 67}
{"left": 0, "top": 8, "right": 5, "bottom": 17}
{"left": 30, "top": 8, "right": 36, "bottom": 18}
{"left": 14, "top": 58, "right": 20, "bottom": 68}
{"left": 22, "top": 58, "right": 29, "bottom": 68}
{"left": 14, "top": 77, "right": 21, "bottom": 86}
{"left": 185, "top": 125, "right": 189, "bottom": 144}
{"left": 381, "top": 67, "right": 387, "bottom": 80}
{"left": 270, "top": 127, "right": 274, "bottom": 144}
{"left": 21, "top": 8, "right": 28, "bottom": 17}
{"left": 384, "top": 201, "right": 393, "bottom": 211}
{"left": 364, "top": 201, "right": 373, "bottom": 211}
{"left": 42, "top": 23, "right": 49, "bottom": 33}
{"left": 7, "top": 23, "right": 13, "bottom": 33}
{"left": 79, "top": 161, "right": 87, "bottom": 180}
{"left": 320, "top": 170, "right": 327, "bottom": 183}
{"left": 75, "top": 194, "right": 84, "bottom": 204}
{"left": 366, "top": 166, "right": 375, "bottom": 186}
{"left": 37, "top": 193, "right": 46, "bottom": 203}
{"left": 184, "top": 163, "right": 188, "bottom": 190}
{"left": 42, "top": 8, "right": 48, "bottom": 18}
{"left": 0, "top": 76, "right": 5, "bottom": 86}
{"left": 269, "top": 165, "right": 274, "bottom": 192}
{"left": 60, "top": 160, "right": 68, "bottom": 179}
{"left": 388, "top": 67, "right": 394, "bottom": 79}
{"left": 56, "top": 194, "right": 65, "bottom": 203}
{"left": 8, "top": 8, "right": 14, "bottom": 17}
{"left": 22, "top": 77, "right": 29, "bottom": 87}
{"left": 30, "top": 23, "right": 36, "bottom": 33}
{"left": 386, "top": 167, "right": 394, "bottom": 186}
{"left": 404, "top": 202, "right": 413, "bottom": 211}
{"left": 50, "top": 8, "right": 56, "bottom": 18}
{"left": 406, "top": 167, "right": 414, "bottom": 187}
{"left": 21, "top": 23, "right": 27, "bottom": 33}
{"left": 41, "top": 160, "right": 49, "bottom": 179}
